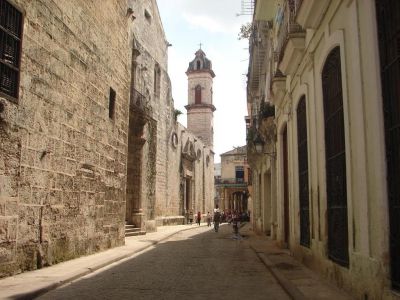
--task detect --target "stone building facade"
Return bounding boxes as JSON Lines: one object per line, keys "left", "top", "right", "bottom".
{"left": 246, "top": 0, "right": 400, "bottom": 298}
{"left": 0, "top": 0, "right": 214, "bottom": 278}
{"left": 0, "top": 0, "right": 132, "bottom": 277}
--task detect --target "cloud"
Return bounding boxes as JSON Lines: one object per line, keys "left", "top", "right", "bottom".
{"left": 183, "top": 13, "right": 236, "bottom": 34}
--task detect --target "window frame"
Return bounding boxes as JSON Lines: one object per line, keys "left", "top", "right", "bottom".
{"left": 195, "top": 85, "right": 201, "bottom": 104}
{"left": 109, "top": 87, "right": 116, "bottom": 120}
{"left": 0, "top": 0, "right": 24, "bottom": 103}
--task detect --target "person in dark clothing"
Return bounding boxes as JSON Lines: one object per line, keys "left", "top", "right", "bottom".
{"left": 197, "top": 211, "right": 201, "bottom": 226}
{"left": 213, "top": 205, "right": 221, "bottom": 232}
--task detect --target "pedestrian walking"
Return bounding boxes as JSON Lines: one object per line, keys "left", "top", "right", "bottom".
{"left": 197, "top": 211, "right": 201, "bottom": 226}
{"left": 213, "top": 205, "right": 221, "bottom": 232}
{"left": 232, "top": 211, "right": 241, "bottom": 236}
{"left": 206, "top": 212, "right": 211, "bottom": 227}
{"left": 189, "top": 211, "right": 194, "bottom": 225}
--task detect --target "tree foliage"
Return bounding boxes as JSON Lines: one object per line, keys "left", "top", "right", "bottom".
{"left": 238, "top": 22, "right": 252, "bottom": 40}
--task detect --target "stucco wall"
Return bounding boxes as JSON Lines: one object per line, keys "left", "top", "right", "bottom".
{"left": 271, "top": 0, "right": 390, "bottom": 298}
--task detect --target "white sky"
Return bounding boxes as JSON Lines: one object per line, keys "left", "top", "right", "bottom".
{"left": 157, "top": 0, "right": 251, "bottom": 163}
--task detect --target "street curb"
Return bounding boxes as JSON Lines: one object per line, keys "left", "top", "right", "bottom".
{"left": 10, "top": 225, "right": 206, "bottom": 300}
{"left": 251, "top": 246, "right": 307, "bottom": 300}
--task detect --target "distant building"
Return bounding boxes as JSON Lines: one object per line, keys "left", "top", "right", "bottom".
{"left": 215, "top": 146, "right": 250, "bottom": 213}
{"left": 246, "top": 0, "right": 400, "bottom": 298}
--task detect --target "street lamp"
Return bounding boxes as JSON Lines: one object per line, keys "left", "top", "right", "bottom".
{"left": 253, "top": 133, "right": 264, "bottom": 154}
{"left": 253, "top": 133, "right": 276, "bottom": 158}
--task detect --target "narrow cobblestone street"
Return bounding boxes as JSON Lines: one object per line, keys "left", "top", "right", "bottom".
{"left": 37, "top": 224, "right": 290, "bottom": 300}
{"left": 28, "top": 224, "right": 351, "bottom": 300}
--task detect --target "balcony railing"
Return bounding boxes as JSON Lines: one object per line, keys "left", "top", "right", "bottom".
{"left": 274, "top": 0, "right": 303, "bottom": 63}
{"left": 215, "top": 178, "right": 247, "bottom": 185}
{"left": 130, "top": 87, "right": 151, "bottom": 114}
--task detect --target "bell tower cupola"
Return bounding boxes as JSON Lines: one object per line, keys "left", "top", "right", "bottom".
{"left": 185, "top": 48, "right": 216, "bottom": 148}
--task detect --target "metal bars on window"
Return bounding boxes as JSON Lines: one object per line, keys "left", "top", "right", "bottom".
{"left": 375, "top": 0, "right": 400, "bottom": 290}
{"left": 322, "top": 47, "right": 349, "bottom": 268}
{"left": 297, "top": 96, "right": 310, "bottom": 247}
{"left": 0, "top": 0, "right": 22, "bottom": 99}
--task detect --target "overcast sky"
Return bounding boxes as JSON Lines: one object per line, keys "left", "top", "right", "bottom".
{"left": 157, "top": 0, "right": 251, "bottom": 163}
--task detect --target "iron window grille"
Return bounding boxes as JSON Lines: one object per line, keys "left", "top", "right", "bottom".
{"left": 0, "top": 0, "right": 23, "bottom": 101}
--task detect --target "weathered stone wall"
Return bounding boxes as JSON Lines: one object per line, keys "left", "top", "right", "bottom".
{"left": 187, "top": 107, "right": 214, "bottom": 148}
{"left": 0, "top": 0, "right": 215, "bottom": 278}
{"left": 166, "top": 124, "right": 214, "bottom": 220}
{"left": 0, "top": 0, "right": 131, "bottom": 277}
{"left": 128, "top": 0, "right": 175, "bottom": 231}
{"left": 128, "top": 0, "right": 214, "bottom": 228}
{"left": 188, "top": 73, "right": 213, "bottom": 106}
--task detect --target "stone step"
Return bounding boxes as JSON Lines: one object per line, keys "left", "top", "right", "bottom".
{"left": 125, "top": 225, "right": 145, "bottom": 237}
{"left": 125, "top": 225, "right": 137, "bottom": 229}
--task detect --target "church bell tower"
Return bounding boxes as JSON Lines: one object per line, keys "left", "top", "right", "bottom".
{"left": 185, "top": 48, "right": 216, "bottom": 148}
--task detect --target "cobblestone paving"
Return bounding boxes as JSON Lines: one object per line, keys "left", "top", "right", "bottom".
{"left": 38, "top": 224, "right": 290, "bottom": 300}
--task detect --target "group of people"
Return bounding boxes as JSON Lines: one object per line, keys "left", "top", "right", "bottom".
{"left": 187, "top": 206, "right": 249, "bottom": 234}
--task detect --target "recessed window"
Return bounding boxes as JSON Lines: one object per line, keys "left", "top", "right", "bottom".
{"left": 196, "top": 149, "right": 201, "bottom": 160}
{"left": 109, "top": 87, "right": 116, "bottom": 119}
{"left": 0, "top": 0, "right": 23, "bottom": 101}
{"left": 195, "top": 85, "right": 201, "bottom": 104}
{"left": 144, "top": 9, "right": 151, "bottom": 22}
{"left": 235, "top": 166, "right": 244, "bottom": 183}
{"left": 196, "top": 60, "right": 201, "bottom": 70}
{"left": 154, "top": 64, "right": 160, "bottom": 98}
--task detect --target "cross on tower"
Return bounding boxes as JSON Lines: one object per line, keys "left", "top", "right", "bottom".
{"left": 198, "top": 42, "right": 202, "bottom": 49}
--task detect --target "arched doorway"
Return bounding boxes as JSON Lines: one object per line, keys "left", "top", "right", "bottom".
{"left": 297, "top": 96, "right": 310, "bottom": 247}
{"left": 282, "top": 124, "right": 290, "bottom": 245}
{"left": 375, "top": 0, "right": 400, "bottom": 289}
{"left": 322, "top": 46, "right": 349, "bottom": 267}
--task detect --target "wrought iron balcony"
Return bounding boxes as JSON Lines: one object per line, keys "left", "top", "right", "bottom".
{"left": 274, "top": 0, "right": 304, "bottom": 64}
{"left": 215, "top": 178, "right": 247, "bottom": 185}
{"left": 130, "top": 87, "right": 151, "bottom": 115}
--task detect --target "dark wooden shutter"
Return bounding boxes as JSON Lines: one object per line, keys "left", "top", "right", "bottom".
{"left": 297, "top": 96, "right": 310, "bottom": 247}
{"left": 375, "top": 0, "right": 400, "bottom": 290}
{"left": 0, "top": 0, "right": 23, "bottom": 99}
{"left": 283, "top": 125, "right": 290, "bottom": 244}
{"left": 195, "top": 85, "right": 201, "bottom": 104}
{"left": 322, "top": 46, "right": 349, "bottom": 267}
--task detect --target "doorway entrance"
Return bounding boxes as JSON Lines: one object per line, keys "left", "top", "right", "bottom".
{"left": 322, "top": 47, "right": 349, "bottom": 267}
{"left": 375, "top": 0, "right": 400, "bottom": 289}
{"left": 282, "top": 125, "right": 290, "bottom": 245}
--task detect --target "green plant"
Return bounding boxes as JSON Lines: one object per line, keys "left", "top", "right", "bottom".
{"left": 174, "top": 109, "right": 182, "bottom": 121}
{"left": 259, "top": 101, "right": 275, "bottom": 119}
{"left": 238, "top": 22, "right": 252, "bottom": 40}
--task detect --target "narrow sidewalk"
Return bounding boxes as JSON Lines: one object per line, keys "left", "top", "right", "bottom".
{"left": 0, "top": 224, "right": 204, "bottom": 300}
{"left": 241, "top": 224, "right": 354, "bottom": 300}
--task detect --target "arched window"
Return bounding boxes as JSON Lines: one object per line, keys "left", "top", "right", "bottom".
{"left": 296, "top": 96, "right": 310, "bottom": 247}
{"left": 322, "top": 46, "right": 348, "bottom": 267}
{"left": 195, "top": 85, "right": 201, "bottom": 104}
{"left": 196, "top": 60, "right": 201, "bottom": 70}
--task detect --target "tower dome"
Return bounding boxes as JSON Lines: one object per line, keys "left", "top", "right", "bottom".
{"left": 186, "top": 49, "right": 215, "bottom": 78}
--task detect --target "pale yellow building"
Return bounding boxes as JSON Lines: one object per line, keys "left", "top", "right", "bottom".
{"left": 246, "top": 0, "right": 399, "bottom": 298}
{"left": 216, "top": 146, "right": 251, "bottom": 214}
